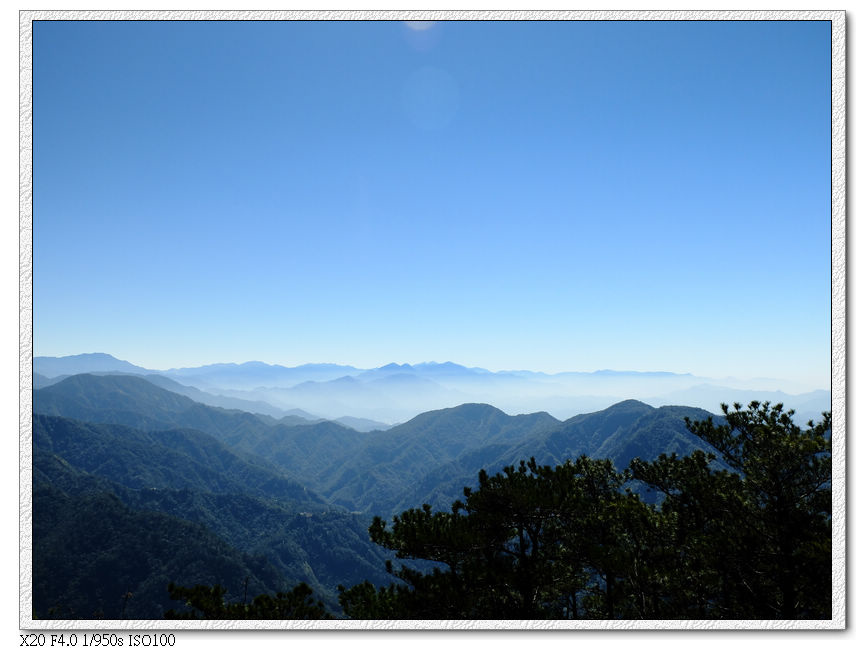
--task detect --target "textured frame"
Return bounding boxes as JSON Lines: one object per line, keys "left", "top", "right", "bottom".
{"left": 18, "top": 9, "right": 847, "bottom": 631}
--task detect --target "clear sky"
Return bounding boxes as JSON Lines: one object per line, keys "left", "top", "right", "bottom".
{"left": 32, "top": 19, "right": 831, "bottom": 388}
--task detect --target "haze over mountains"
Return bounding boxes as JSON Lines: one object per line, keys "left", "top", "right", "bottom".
{"left": 35, "top": 353, "right": 830, "bottom": 426}
{"left": 31, "top": 354, "right": 832, "bottom": 619}
{"left": 32, "top": 371, "right": 720, "bottom": 615}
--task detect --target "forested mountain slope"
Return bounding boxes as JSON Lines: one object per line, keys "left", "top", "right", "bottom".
{"left": 34, "top": 375, "right": 722, "bottom": 516}
{"left": 32, "top": 373, "right": 764, "bottom": 619}
{"left": 33, "top": 417, "right": 397, "bottom": 616}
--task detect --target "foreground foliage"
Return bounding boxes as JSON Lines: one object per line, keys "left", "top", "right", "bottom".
{"left": 339, "top": 402, "right": 832, "bottom": 619}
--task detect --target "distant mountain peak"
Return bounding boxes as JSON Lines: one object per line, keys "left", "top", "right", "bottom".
{"left": 35, "top": 353, "right": 150, "bottom": 378}
{"left": 416, "top": 361, "right": 462, "bottom": 368}
{"left": 331, "top": 375, "right": 361, "bottom": 385}
{"left": 608, "top": 399, "right": 653, "bottom": 408}
{"left": 239, "top": 361, "right": 273, "bottom": 368}
{"left": 441, "top": 402, "right": 506, "bottom": 417}
{"left": 39, "top": 352, "right": 118, "bottom": 362}
{"left": 379, "top": 362, "right": 413, "bottom": 371}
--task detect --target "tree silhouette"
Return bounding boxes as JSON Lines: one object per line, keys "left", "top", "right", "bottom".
{"left": 340, "top": 402, "right": 832, "bottom": 620}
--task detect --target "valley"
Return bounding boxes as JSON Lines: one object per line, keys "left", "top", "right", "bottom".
{"left": 29, "top": 354, "right": 832, "bottom": 620}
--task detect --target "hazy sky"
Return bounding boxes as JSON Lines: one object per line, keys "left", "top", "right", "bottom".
{"left": 33, "top": 19, "right": 831, "bottom": 387}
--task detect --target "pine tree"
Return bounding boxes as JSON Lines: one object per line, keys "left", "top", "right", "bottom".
{"left": 340, "top": 401, "right": 832, "bottom": 620}
{"left": 631, "top": 401, "right": 831, "bottom": 618}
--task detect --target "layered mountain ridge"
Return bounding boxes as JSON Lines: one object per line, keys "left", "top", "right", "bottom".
{"left": 30, "top": 361, "right": 830, "bottom": 619}
{"left": 34, "top": 353, "right": 829, "bottom": 425}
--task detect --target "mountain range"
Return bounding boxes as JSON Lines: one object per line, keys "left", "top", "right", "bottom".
{"left": 30, "top": 366, "right": 770, "bottom": 619}
{"left": 34, "top": 353, "right": 829, "bottom": 425}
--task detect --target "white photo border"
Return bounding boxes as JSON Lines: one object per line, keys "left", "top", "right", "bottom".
{"left": 18, "top": 8, "right": 847, "bottom": 631}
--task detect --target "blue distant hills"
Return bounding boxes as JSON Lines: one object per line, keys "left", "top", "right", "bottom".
{"left": 34, "top": 353, "right": 829, "bottom": 426}
{"left": 30, "top": 372, "right": 715, "bottom": 616}
{"left": 30, "top": 362, "right": 832, "bottom": 619}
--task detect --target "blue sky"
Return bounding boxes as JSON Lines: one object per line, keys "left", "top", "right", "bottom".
{"left": 33, "top": 19, "right": 831, "bottom": 387}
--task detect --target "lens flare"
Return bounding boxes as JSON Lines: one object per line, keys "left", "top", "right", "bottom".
{"left": 404, "top": 21, "right": 436, "bottom": 31}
